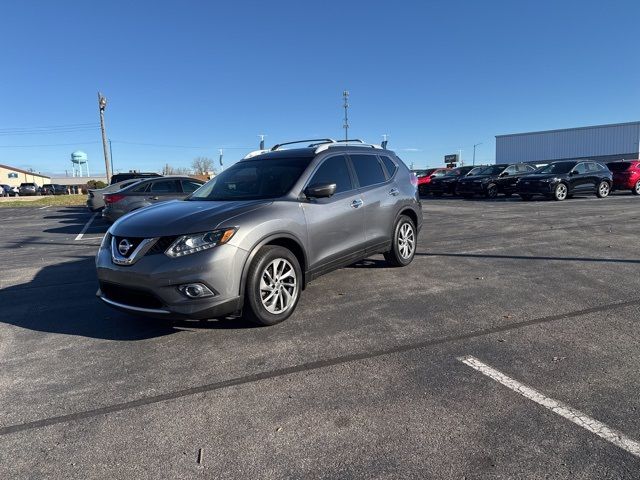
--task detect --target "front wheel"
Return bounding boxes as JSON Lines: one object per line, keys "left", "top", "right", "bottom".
{"left": 384, "top": 215, "right": 416, "bottom": 267}
{"left": 553, "top": 183, "right": 568, "bottom": 201}
{"left": 243, "top": 246, "right": 302, "bottom": 326}
{"left": 596, "top": 181, "right": 610, "bottom": 198}
{"left": 485, "top": 184, "right": 498, "bottom": 199}
{"left": 632, "top": 180, "right": 640, "bottom": 195}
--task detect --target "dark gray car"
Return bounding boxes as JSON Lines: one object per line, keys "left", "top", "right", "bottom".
{"left": 102, "top": 176, "right": 205, "bottom": 222}
{"left": 96, "top": 139, "right": 422, "bottom": 326}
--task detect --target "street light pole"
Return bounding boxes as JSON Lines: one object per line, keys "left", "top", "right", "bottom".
{"left": 343, "top": 90, "right": 349, "bottom": 142}
{"left": 108, "top": 139, "right": 114, "bottom": 174}
{"left": 98, "top": 92, "right": 112, "bottom": 183}
{"left": 473, "top": 142, "right": 483, "bottom": 166}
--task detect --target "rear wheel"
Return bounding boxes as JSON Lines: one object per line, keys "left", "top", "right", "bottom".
{"left": 596, "top": 181, "right": 610, "bottom": 198}
{"left": 553, "top": 183, "right": 568, "bottom": 201}
{"left": 384, "top": 215, "right": 416, "bottom": 267}
{"left": 243, "top": 246, "right": 302, "bottom": 326}
{"left": 633, "top": 180, "right": 640, "bottom": 195}
{"left": 520, "top": 194, "right": 533, "bottom": 201}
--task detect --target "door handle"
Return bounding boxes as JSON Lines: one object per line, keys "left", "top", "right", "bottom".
{"left": 148, "top": 196, "right": 159, "bottom": 200}
{"left": 389, "top": 188, "right": 399, "bottom": 196}
{"left": 351, "top": 199, "right": 364, "bottom": 209}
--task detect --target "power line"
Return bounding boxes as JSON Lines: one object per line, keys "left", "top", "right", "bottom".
{"left": 0, "top": 141, "right": 100, "bottom": 148}
{"left": 0, "top": 127, "right": 100, "bottom": 136}
{"left": 0, "top": 123, "right": 99, "bottom": 133}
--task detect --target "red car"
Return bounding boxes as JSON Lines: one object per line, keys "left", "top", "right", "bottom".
{"left": 607, "top": 160, "right": 640, "bottom": 195}
{"left": 413, "top": 168, "right": 450, "bottom": 196}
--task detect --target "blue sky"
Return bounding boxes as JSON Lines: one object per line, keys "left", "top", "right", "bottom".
{"left": 1, "top": 0, "right": 639, "bottom": 175}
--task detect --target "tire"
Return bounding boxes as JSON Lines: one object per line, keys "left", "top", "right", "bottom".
{"left": 485, "top": 184, "right": 498, "bottom": 199}
{"left": 553, "top": 183, "right": 568, "bottom": 201}
{"left": 243, "top": 245, "right": 302, "bottom": 326}
{"left": 520, "top": 194, "right": 533, "bottom": 201}
{"left": 632, "top": 180, "right": 640, "bottom": 196}
{"left": 596, "top": 181, "right": 610, "bottom": 198}
{"left": 384, "top": 215, "right": 416, "bottom": 267}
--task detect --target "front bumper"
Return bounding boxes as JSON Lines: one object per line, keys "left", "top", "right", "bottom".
{"left": 96, "top": 240, "right": 248, "bottom": 320}
{"left": 456, "top": 182, "right": 486, "bottom": 195}
{"left": 516, "top": 180, "right": 555, "bottom": 196}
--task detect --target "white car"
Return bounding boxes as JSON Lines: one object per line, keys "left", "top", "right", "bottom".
{"left": 86, "top": 179, "right": 142, "bottom": 211}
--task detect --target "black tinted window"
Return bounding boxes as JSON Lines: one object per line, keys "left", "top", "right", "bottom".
{"left": 351, "top": 154, "right": 386, "bottom": 187}
{"left": 181, "top": 180, "right": 203, "bottom": 193}
{"left": 132, "top": 182, "right": 150, "bottom": 193}
{"left": 380, "top": 156, "right": 398, "bottom": 178}
{"left": 308, "top": 155, "right": 353, "bottom": 194}
{"left": 607, "top": 162, "right": 631, "bottom": 172}
{"left": 151, "top": 180, "right": 179, "bottom": 193}
{"left": 573, "top": 163, "right": 588, "bottom": 174}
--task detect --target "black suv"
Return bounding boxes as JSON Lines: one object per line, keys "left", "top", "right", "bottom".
{"left": 41, "top": 184, "right": 67, "bottom": 195}
{"left": 110, "top": 172, "right": 161, "bottom": 185}
{"left": 456, "top": 163, "right": 538, "bottom": 199}
{"left": 428, "top": 166, "right": 476, "bottom": 196}
{"left": 516, "top": 160, "right": 613, "bottom": 201}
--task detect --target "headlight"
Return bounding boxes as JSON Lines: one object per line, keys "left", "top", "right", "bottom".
{"left": 100, "top": 231, "right": 112, "bottom": 250}
{"left": 165, "top": 228, "right": 236, "bottom": 258}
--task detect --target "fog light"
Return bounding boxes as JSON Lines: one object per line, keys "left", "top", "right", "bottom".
{"left": 178, "top": 283, "right": 214, "bottom": 298}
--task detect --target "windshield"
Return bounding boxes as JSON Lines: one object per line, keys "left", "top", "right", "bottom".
{"left": 465, "top": 167, "right": 485, "bottom": 176}
{"left": 607, "top": 162, "right": 631, "bottom": 172}
{"left": 476, "top": 165, "right": 506, "bottom": 176}
{"left": 538, "top": 162, "right": 576, "bottom": 174}
{"left": 188, "top": 157, "right": 312, "bottom": 201}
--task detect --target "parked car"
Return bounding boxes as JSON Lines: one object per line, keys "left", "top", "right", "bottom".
{"left": 18, "top": 182, "right": 40, "bottom": 196}
{"left": 607, "top": 160, "right": 640, "bottom": 195}
{"left": 41, "top": 184, "right": 67, "bottom": 195}
{"left": 456, "top": 163, "right": 538, "bottom": 198}
{"left": 1, "top": 184, "right": 19, "bottom": 197}
{"left": 427, "top": 166, "right": 476, "bottom": 196}
{"left": 87, "top": 179, "right": 142, "bottom": 211}
{"left": 102, "top": 176, "right": 205, "bottom": 222}
{"left": 413, "top": 168, "right": 450, "bottom": 196}
{"left": 96, "top": 139, "right": 422, "bottom": 326}
{"left": 516, "top": 160, "right": 613, "bottom": 201}
{"left": 109, "top": 172, "right": 161, "bottom": 185}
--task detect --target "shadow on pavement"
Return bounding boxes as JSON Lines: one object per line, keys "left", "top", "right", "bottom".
{"left": 0, "top": 257, "right": 255, "bottom": 339}
{"left": 417, "top": 252, "right": 640, "bottom": 265}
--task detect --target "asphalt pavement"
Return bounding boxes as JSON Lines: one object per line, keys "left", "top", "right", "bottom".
{"left": 1, "top": 194, "right": 639, "bottom": 479}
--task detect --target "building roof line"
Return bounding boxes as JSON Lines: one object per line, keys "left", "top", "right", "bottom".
{"left": 496, "top": 121, "right": 640, "bottom": 138}
{"left": 0, "top": 164, "right": 50, "bottom": 178}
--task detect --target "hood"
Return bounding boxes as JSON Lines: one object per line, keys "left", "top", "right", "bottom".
{"left": 111, "top": 199, "right": 271, "bottom": 237}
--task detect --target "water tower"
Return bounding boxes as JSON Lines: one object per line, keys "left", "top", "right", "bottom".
{"left": 70, "top": 151, "right": 89, "bottom": 177}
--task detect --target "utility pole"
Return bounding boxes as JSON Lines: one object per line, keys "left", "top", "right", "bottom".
{"left": 259, "top": 134, "right": 266, "bottom": 150}
{"left": 381, "top": 134, "right": 388, "bottom": 149}
{"left": 109, "top": 139, "right": 114, "bottom": 174}
{"left": 219, "top": 148, "right": 224, "bottom": 172}
{"left": 473, "top": 142, "right": 483, "bottom": 166}
{"left": 98, "top": 92, "right": 112, "bottom": 182}
{"left": 343, "top": 90, "right": 349, "bottom": 142}
{"left": 458, "top": 149, "right": 463, "bottom": 166}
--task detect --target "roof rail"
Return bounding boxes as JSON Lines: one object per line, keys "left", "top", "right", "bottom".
{"left": 270, "top": 139, "right": 335, "bottom": 151}
{"left": 314, "top": 141, "right": 383, "bottom": 154}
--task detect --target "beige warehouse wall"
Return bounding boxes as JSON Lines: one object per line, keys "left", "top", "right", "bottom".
{"left": 0, "top": 166, "right": 50, "bottom": 187}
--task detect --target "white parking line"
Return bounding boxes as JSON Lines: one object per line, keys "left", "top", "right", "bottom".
{"left": 38, "top": 205, "right": 50, "bottom": 210}
{"left": 75, "top": 212, "right": 98, "bottom": 241}
{"left": 458, "top": 355, "right": 640, "bottom": 458}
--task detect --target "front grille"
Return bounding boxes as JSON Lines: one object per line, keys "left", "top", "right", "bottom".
{"left": 113, "top": 236, "right": 145, "bottom": 258}
{"left": 99, "top": 281, "right": 164, "bottom": 309}
{"left": 148, "top": 236, "right": 179, "bottom": 255}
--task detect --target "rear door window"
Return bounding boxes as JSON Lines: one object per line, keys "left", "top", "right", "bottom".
{"left": 573, "top": 163, "right": 588, "bottom": 174}
{"left": 150, "top": 180, "right": 180, "bottom": 193}
{"left": 350, "top": 154, "right": 387, "bottom": 187}
{"left": 308, "top": 155, "right": 353, "bottom": 194}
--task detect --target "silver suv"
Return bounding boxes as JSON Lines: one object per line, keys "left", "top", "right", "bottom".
{"left": 96, "top": 139, "right": 422, "bottom": 326}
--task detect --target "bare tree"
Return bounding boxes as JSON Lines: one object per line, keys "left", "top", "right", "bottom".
{"left": 162, "top": 163, "right": 191, "bottom": 175}
{"left": 191, "top": 157, "right": 215, "bottom": 175}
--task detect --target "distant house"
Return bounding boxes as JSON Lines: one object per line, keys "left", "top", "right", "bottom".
{"left": 0, "top": 164, "right": 50, "bottom": 186}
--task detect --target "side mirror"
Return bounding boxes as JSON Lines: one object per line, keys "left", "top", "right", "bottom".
{"left": 305, "top": 183, "right": 337, "bottom": 198}
{"left": 570, "top": 170, "right": 579, "bottom": 176}
{"left": 500, "top": 171, "right": 509, "bottom": 177}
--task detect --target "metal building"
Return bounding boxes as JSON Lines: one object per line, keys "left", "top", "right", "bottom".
{"left": 496, "top": 121, "right": 640, "bottom": 164}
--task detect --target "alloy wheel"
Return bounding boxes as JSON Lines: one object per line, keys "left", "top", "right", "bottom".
{"left": 635, "top": 181, "right": 640, "bottom": 195}
{"left": 259, "top": 258, "right": 298, "bottom": 314}
{"left": 398, "top": 223, "right": 415, "bottom": 259}
{"left": 598, "top": 182, "right": 610, "bottom": 198}
{"left": 555, "top": 183, "right": 568, "bottom": 200}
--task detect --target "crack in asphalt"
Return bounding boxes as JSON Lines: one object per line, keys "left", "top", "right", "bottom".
{"left": 1, "top": 297, "right": 639, "bottom": 437}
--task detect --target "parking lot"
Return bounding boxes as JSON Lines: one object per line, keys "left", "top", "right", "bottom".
{"left": 1, "top": 194, "right": 639, "bottom": 479}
